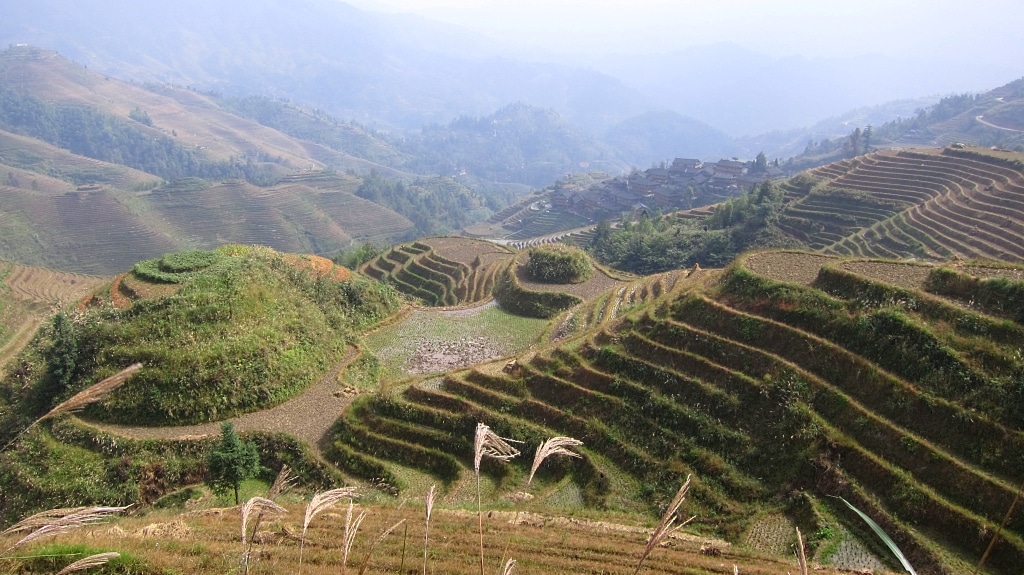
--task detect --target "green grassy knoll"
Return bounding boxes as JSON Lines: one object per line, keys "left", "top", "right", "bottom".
{"left": 0, "top": 245, "right": 399, "bottom": 429}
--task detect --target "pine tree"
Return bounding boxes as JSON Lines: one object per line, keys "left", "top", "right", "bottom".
{"left": 206, "top": 422, "right": 261, "bottom": 505}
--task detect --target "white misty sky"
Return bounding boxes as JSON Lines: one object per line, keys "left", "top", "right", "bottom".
{"left": 344, "top": 0, "right": 1024, "bottom": 62}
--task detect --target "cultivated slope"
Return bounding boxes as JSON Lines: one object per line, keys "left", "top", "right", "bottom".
{"left": 329, "top": 250, "right": 1024, "bottom": 575}
{"left": 777, "top": 146, "right": 1024, "bottom": 263}
{"left": 0, "top": 47, "right": 417, "bottom": 273}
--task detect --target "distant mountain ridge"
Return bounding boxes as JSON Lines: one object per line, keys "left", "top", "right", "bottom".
{"left": 6, "top": 0, "right": 1012, "bottom": 164}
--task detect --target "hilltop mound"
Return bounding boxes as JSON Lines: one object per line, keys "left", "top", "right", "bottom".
{"left": 0, "top": 245, "right": 399, "bottom": 428}
{"left": 330, "top": 249, "right": 1024, "bottom": 574}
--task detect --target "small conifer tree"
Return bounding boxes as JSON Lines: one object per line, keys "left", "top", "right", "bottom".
{"left": 206, "top": 422, "right": 261, "bottom": 505}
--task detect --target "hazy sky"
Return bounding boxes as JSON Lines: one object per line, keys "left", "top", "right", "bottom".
{"left": 346, "top": 0, "right": 1024, "bottom": 62}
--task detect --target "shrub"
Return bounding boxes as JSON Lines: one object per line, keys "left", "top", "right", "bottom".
{"left": 524, "top": 245, "right": 593, "bottom": 284}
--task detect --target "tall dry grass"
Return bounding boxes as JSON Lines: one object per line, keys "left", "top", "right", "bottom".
{"left": 2, "top": 505, "right": 130, "bottom": 553}
{"left": 527, "top": 436, "right": 582, "bottom": 485}
{"left": 54, "top": 552, "right": 120, "bottom": 575}
{"left": 423, "top": 484, "right": 436, "bottom": 575}
{"left": 473, "top": 422, "right": 521, "bottom": 575}
{"left": 1, "top": 363, "right": 142, "bottom": 453}
{"left": 298, "top": 487, "right": 359, "bottom": 574}
{"left": 633, "top": 475, "right": 694, "bottom": 575}
{"left": 342, "top": 500, "right": 366, "bottom": 575}
{"left": 239, "top": 496, "right": 286, "bottom": 575}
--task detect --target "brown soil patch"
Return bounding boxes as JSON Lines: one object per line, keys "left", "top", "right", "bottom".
{"left": 961, "top": 265, "right": 1024, "bottom": 281}
{"left": 743, "top": 252, "right": 838, "bottom": 286}
{"left": 281, "top": 253, "right": 351, "bottom": 282}
{"left": 418, "top": 236, "right": 512, "bottom": 267}
{"left": 514, "top": 262, "right": 626, "bottom": 301}
{"left": 109, "top": 273, "right": 132, "bottom": 309}
{"left": 407, "top": 336, "right": 504, "bottom": 374}
{"left": 836, "top": 261, "right": 933, "bottom": 290}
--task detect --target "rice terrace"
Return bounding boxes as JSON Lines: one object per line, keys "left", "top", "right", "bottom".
{"left": 3, "top": 45, "right": 1024, "bottom": 573}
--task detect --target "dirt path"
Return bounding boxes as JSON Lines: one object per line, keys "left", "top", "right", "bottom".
{"left": 976, "top": 115, "right": 1024, "bottom": 133}
{"left": 77, "top": 346, "right": 362, "bottom": 454}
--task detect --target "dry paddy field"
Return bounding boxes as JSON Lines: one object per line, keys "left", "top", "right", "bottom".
{"left": 8, "top": 499, "right": 857, "bottom": 575}
{"left": 741, "top": 252, "right": 837, "bottom": 286}
{"left": 0, "top": 260, "right": 107, "bottom": 372}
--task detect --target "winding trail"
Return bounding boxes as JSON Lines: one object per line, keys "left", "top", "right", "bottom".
{"left": 75, "top": 346, "right": 363, "bottom": 454}
{"left": 975, "top": 115, "right": 1024, "bottom": 133}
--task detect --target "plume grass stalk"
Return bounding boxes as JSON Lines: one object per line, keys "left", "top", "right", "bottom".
{"left": 1, "top": 364, "right": 142, "bottom": 453}
{"left": 527, "top": 436, "right": 582, "bottom": 485}
{"left": 55, "top": 552, "right": 120, "bottom": 575}
{"left": 239, "top": 497, "right": 286, "bottom": 575}
{"left": 298, "top": 487, "right": 358, "bottom": 575}
{"left": 633, "top": 475, "right": 694, "bottom": 575}
{"left": 423, "top": 484, "right": 436, "bottom": 575}
{"left": 473, "top": 423, "right": 521, "bottom": 575}
{"left": 357, "top": 518, "right": 406, "bottom": 575}
{"left": 795, "top": 527, "right": 808, "bottom": 575}
{"left": 342, "top": 500, "right": 366, "bottom": 575}
{"left": 2, "top": 506, "right": 130, "bottom": 553}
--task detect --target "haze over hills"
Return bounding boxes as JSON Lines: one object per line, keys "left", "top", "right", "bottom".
{"left": 4, "top": 0, "right": 1021, "bottom": 164}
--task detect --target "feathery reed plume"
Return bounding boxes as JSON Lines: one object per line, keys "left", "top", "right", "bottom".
{"left": 2, "top": 507, "right": 90, "bottom": 535}
{"left": 1, "top": 364, "right": 142, "bottom": 454}
{"left": 55, "top": 552, "right": 120, "bottom": 575}
{"left": 423, "top": 483, "right": 436, "bottom": 575}
{"left": 40, "top": 363, "right": 143, "bottom": 422}
{"left": 527, "top": 436, "right": 582, "bottom": 485}
{"left": 795, "top": 527, "right": 808, "bottom": 575}
{"left": 633, "top": 475, "right": 695, "bottom": 575}
{"left": 298, "top": 487, "right": 359, "bottom": 574}
{"left": 267, "top": 464, "right": 296, "bottom": 500}
{"left": 473, "top": 423, "right": 521, "bottom": 575}
{"left": 358, "top": 518, "right": 406, "bottom": 575}
{"left": 3, "top": 506, "right": 130, "bottom": 553}
{"left": 501, "top": 557, "right": 517, "bottom": 575}
{"left": 342, "top": 500, "right": 366, "bottom": 575}
{"left": 240, "top": 496, "right": 286, "bottom": 575}
{"left": 474, "top": 423, "right": 521, "bottom": 473}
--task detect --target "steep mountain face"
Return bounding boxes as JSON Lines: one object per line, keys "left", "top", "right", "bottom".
{"left": 0, "top": 0, "right": 650, "bottom": 134}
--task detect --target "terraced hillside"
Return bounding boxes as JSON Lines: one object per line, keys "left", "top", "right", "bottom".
{"left": 329, "top": 250, "right": 1024, "bottom": 575}
{"left": 0, "top": 47, "right": 428, "bottom": 274}
{"left": 0, "top": 261, "right": 106, "bottom": 372}
{"left": 0, "top": 148, "right": 414, "bottom": 274}
{"left": 779, "top": 147, "right": 1024, "bottom": 262}
{"left": 361, "top": 238, "right": 514, "bottom": 306}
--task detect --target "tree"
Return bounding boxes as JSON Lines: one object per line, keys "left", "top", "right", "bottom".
{"left": 753, "top": 151, "right": 768, "bottom": 173}
{"left": 849, "top": 127, "right": 863, "bottom": 157}
{"left": 40, "top": 312, "right": 80, "bottom": 412}
{"left": 206, "top": 422, "right": 261, "bottom": 505}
